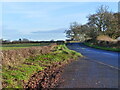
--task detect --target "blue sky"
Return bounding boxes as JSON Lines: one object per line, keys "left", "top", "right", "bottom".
{"left": 2, "top": 2, "right": 118, "bottom": 41}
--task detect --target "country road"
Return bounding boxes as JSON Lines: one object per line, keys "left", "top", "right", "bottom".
{"left": 67, "top": 43, "right": 119, "bottom": 69}
{"left": 58, "top": 43, "right": 119, "bottom": 88}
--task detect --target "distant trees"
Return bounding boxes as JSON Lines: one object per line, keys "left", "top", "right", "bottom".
{"left": 65, "top": 22, "right": 89, "bottom": 41}
{"left": 22, "top": 38, "right": 29, "bottom": 42}
{"left": 19, "top": 38, "right": 22, "bottom": 42}
{"left": 65, "top": 22, "right": 81, "bottom": 41}
{"left": 65, "top": 5, "right": 119, "bottom": 41}
{"left": 14, "top": 38, "right": 29, "bottom": 43}
{"left": 1, "top": 38, "right": 30, "bottom": 44}
{"left": 0, "top": 39, "right": 11, "bottom": 43}
{"left": 18, "top": 38, "right": 29, "bottom": 42}
{"left": 0, "top": 38, "right": 3, "bottom": 43}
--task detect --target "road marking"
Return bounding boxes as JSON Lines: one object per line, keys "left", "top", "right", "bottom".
{"left": 103, "top": 52, "right": 117, "bottom": 56}
{"left": 84, "top": 57, "right": 120, "bottom": 70}
{"left": 84, "top": 49, "right": 117, "bottom": 56}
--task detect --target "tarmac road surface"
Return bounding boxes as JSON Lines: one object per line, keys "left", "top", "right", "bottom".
{"left": 58, "top": 43, "right": 119, "bottom": 88}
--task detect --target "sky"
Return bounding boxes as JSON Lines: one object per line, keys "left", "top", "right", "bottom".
{"left": 1, "top": 2, "right": 118, "bottom": 41}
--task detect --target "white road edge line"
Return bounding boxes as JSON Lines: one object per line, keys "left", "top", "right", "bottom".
{"left": 84, "top": 57, "right": 120, "bottom": 71}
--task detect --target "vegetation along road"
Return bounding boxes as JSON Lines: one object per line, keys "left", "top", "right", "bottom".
{"left": 58, "top": 43, "right": 119, "bottom": 88}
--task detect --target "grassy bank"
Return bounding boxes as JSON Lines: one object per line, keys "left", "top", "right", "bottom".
{"left": 2, "top": 44, "right": 82, "bottom": 88}
{"left": 1, "top": 43, "right": 50, "bottom": 50}
{"left": 84, "top": 42, "right": 120, "bottom": 52}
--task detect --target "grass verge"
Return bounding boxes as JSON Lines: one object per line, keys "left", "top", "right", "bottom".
{"left": 2, "top": 44, "right": 82, "bottom": 88}
{"left": 84, "top": 42, "right": 120, "bottom": 52}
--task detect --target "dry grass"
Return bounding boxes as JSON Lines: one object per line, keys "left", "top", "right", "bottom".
{"left": 97, "top": 35, "right": 117, "bottom": 42}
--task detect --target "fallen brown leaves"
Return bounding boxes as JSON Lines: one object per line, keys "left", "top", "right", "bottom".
{"left": 24, "top": 60, "right": 73, "bottom": 89}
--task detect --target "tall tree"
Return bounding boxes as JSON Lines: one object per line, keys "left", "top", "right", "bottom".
{"left": 105, "top": 13, "right": 120, "bottom": 39}
{"left": 88, "top": 5, "right": 114, "bottom": 33}
{"left": 65, "top": 5, "right": 119, "bottom": 41}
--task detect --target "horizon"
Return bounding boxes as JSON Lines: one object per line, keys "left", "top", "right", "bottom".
{"left": 1, "top": 2, "right": 118, "bottom": 41}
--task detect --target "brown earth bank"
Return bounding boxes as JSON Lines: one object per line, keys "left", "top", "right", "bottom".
{"left": 1, "top": 43, "right": 57, "bottom": 66}
{"left": 89, "top": 35, "right": 120, "bottom": 48}
{"left": 2, "top": 44, "right": 82, "bottom": 89}
{"left": 24, "top": 59, "right": 74, "bottom": 89}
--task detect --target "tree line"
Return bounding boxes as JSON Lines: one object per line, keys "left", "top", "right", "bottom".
{"left": 0, "top": 38, "right": 65, "bottom": 44}
{"left": 65, "top": 5, "right": 120, "bottom": 41}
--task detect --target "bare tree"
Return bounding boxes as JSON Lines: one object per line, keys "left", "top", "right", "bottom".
{"left": 88, "top": 5, "right": 114, "bottom": 32}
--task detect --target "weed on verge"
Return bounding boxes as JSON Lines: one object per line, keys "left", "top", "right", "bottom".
{"left": 2, "top": 44, "right": 82, "bottom": 88}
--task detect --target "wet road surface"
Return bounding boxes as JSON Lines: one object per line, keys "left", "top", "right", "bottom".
{"left": 58, "top": 43, "right": 119, "bottom": 88}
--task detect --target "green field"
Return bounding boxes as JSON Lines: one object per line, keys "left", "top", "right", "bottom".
{"left": 1, "top": 43, "right": 50, "bottom": 50}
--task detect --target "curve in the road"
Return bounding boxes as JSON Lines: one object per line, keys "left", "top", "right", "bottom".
{"left": 66, "top": 43, "right": 119, "bottom": 70}
{"left": 58, "top": 43, "right": 119, "bottom": 88}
